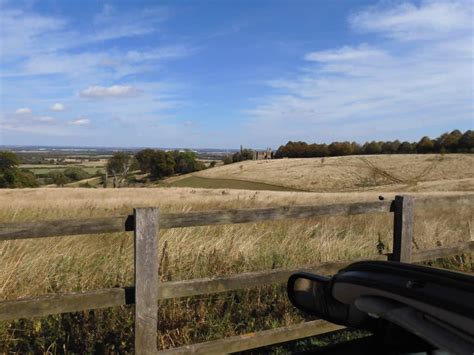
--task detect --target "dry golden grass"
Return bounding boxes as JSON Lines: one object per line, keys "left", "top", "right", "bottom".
{"left": 1, "top": 187, "right": 472, "bottom": 298}
{"left": 173, "top": 154, "right": 474, "bottom": 192}
{"left": 0, "top": 187, "right": 473, "bottom": 352}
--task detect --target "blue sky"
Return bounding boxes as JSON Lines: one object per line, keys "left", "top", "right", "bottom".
{"left": 0, "top": 0, "right": 472, "bottom": 149}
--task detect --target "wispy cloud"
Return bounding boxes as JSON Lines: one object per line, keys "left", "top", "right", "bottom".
{"left": 15, "top": 108, "right": 32, "bottom": 115}
{"left": 304, "top": 44, "right": 385, "bottom": 62}
{"left": 69, "top": 118, "right": 90, "bottom": 125}
{"left": 79, "top": 85, "right": 140, "bottom": 99}
{"left": 0, "top": 3, "right": 170, "bottom": 60}
{"left": 1, "top": 111, "right": 58, "bottom": 136}
{"left": 349, "top": 0, "right": 473, "bottom": 40}
{"left": 246, "top": 0, "right": 473, "bottom": 144}
{"left": 50, "top": 103, "right": 65, "bottom": 112}
{"left": 0, "top": 1, "right": 193, "bottom": 144}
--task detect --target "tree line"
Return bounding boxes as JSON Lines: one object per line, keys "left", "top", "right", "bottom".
{"left": 0, "top": 149, "right": 205, "bottom": 188}
{"left": 274, "top": 130, "right": 473, "bottom": 158}
{"left": 223, "top": 148, "right": 254, "bottom": 165}
{"left": 106, "top": 149, "right": 205, "bottom": 187}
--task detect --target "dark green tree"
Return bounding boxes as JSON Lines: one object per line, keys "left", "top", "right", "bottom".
{"left": 107, "top": 152, "right": 132, "bottom": 187}
{"left": 149, "top": 151, "right": 175, "bottom": 178}
{"left": 362, "top": 141, "right": 382, "bottom": 155}
{"left": 63, "top": 167, "right": 90, "bottom": 181}
{"left": 173, "top": 151, "right": 203, "bottom": 174}
{"left": 0, "top": 151, "right": 20, "bottom": 172}
{"left": 48, "top": 170, "right": 69, "bottom": 187}
{"left": 459, "top": 130, "right": 474, "bottom": 152}
{"left": 381, "top": 141, "right": 400, "bottom": 154}
{"left": 328, "top": 141, "right": 353, "bottom": 156}
{"left": 135, "top": 149, "right": 156, "bottom": 173}
{"left": 223, "top": 156, "right": 233, "bottom": 165}
{"left": 241, "top": 149, "right": 254, "bottom": 161}
{"left": 232, "top": 152, "right": 243, "bottom": 163}
{"left": 398, "top": 141, "right": 415, "bottom": 154}
{"left": 437, "top": 130, "right": 462, "bottom": 152}
{"left": 0, "top": 151, "right": 38, "bottom": 188}
{"left": 416, "top": 136, "right": 435, "bottom": 153}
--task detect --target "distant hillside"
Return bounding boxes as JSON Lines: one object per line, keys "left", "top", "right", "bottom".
{"left": 166, "top": 154, "right": 474, "bottom": 192}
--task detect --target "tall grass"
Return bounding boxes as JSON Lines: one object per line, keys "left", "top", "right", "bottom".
{"left": 0, "top": 188, "right": 472, "bottom": 353}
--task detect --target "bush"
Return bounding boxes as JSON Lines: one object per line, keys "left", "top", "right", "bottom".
{"left": 15, "top": 170, "right": 38, "bottom": 187}
{"left": 173, "top": 151, "right": 202, "bottom": 174}
{"left": 135, "top": 149, "right": 204, "bottom": 179}
{"left": 63, "top": 167, "right": 90, "bottom": 181}
{"left": 0, "top": 151, "right": 39, "bottom": 188}
{"left": 47, "top": 171, "right": 70, "bottom": 187}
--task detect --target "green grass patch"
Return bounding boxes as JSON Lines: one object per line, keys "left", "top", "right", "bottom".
{"left": 22, "top": 166, "right": 105, "bottom": 176}
{"left": 164, "top": 176, "right": 305, "bottom": 192}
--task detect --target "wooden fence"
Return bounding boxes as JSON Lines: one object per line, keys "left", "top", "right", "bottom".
{"left": 0, "top": 194, "right": 473, "bottom": 354}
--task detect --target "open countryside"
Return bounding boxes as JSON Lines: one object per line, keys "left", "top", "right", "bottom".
{"left": 165, "top": 154, "right": 474, "bottom": 192}
{"left": 1, "top": 140, "right": 473, "bottom": 352}
{"left": 1, "top": 0, "right": 473, "bottom": 353}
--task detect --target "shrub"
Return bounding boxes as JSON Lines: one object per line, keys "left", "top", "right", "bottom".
{"left": 63, "top": 167, "right": 90, "bottom": 181}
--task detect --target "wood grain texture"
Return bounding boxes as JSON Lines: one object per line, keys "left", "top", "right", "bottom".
{"left": 391, "top": 195, "right": 414, "bottom": 263}
{"left": 159, "top": 201, "right": 393, "bottom": 229}
{"left": 0, "top": 215, "right": 134, "bottom": 241}
{"left": 0, "top": 201, "right": 392, "bottom": 241}
{"left": 2, "top": 195, "right": 473, "bottom": 241}
{"left": 157, "top": 320, "right": 345, "bottom": 354}
{"left": 411, "top": 241, "right": 474, "bottom": 263}
{"left": 1, "top": 243, "right": 472, "bottom": 321}
{"left": 157, "top": 256, "right": 388, "bottom": 300}
{"left": 0, "top": 287, "right": 128, "bottom": 321}
{"left": 134, "top": 208, "right": 159, "bottom": 355}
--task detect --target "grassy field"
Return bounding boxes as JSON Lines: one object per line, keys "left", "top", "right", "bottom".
{"left": 169, "top": 154, "right": 474, "bottom": 192}
{"left": 0, "top": 187, "right": 473, "bottom": 353}
{"left": 163, "top": 176, "right": 304, "bottom": 191}
{"left": 20, "top": 165, "right": 105, "bottom": 176}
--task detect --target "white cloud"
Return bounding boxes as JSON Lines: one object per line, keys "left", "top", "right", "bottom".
{"left": 0, "top": 2, "right": 192, "bottom": 144}
{"left": 0, "top": 112, "right": 59, "bottom": 137}
{"left": 0, "top": 4, "right": 169, "bottom": 60}
{"left": 246, "top": 0, "right": 473, "bottom": 144}
{"left": 125, "top": 46, "right": 193, "bottom": 62}
{"left": 50, "top": 103, "right": 65, "bottom": 111}
{"left": 0, "top": 8, "right": 67, "bottom": 59}
{"left": 69, "top": 118, "right": 91, "bottom": 125}
{"left": 349, "top": 0, "right": 473, "bottom": 40}
{"left": 15, "top": 107, "right": 32, "bottom": 115}
{"left": 304, "top": 44, "right": 386, "bottom": 62}
{"left": 79, "top": 85, "right": 139, "bottom": 99}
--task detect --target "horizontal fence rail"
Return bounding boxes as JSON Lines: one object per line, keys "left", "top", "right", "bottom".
{"left": 158, "top": 319, "right": 345, "bottom": 355}
{"left": 1, "top": 194, "right": 473, "bottom": 241}
{"left": 1, "top": 241, "right": 473, "bottom": 322}
{"left": 0, "top": 200, "right": 392, "bottom": 240}
{"left": 0, "top": 194, "right": 473, "bottom": 353}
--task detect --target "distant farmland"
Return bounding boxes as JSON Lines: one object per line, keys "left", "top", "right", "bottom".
{"left": 20, "top": 165, "right": 105, "bottom": 176}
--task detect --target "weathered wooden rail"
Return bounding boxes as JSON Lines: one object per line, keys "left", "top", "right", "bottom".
{"left": 0, "top": 194, "right": 473, "bottom": 354}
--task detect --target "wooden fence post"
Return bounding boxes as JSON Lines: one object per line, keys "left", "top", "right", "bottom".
{"left": 134, "top": 207, "right": 159, "bottom": 354}
{"left": 390, "top": 195, "right": 414, "bottom": 263}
